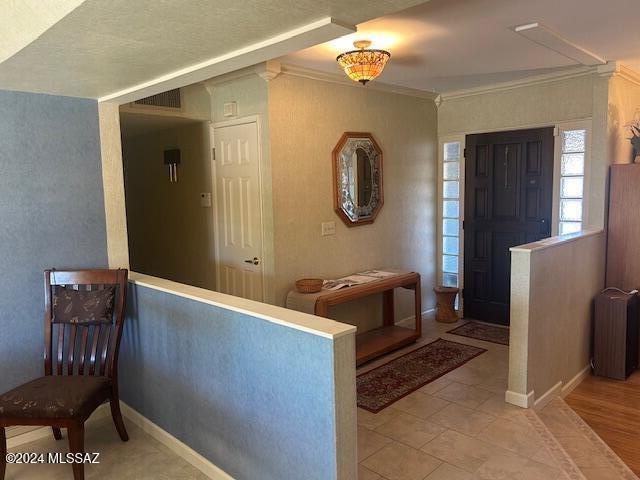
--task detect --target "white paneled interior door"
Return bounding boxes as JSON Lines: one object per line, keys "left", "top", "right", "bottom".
{"left": 213, "top": 120, "right": 264, "bottom": 301}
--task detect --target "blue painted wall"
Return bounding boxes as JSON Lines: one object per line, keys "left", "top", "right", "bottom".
{"left": 0, "top": 90, "right": 107, "bottom": 393}
{"left": 121, "top": 284, "right": 338, "bottom": 480}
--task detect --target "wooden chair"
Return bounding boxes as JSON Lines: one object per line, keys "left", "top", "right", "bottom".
{"left": 0, "top": 269, "right": 129, "bottom": 480}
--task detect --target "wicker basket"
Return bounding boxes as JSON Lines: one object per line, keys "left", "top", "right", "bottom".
{"left": 295, "top": 278, "right": 324, "bottom": 294}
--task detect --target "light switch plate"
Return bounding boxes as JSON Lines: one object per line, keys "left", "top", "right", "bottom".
{"left": 321, "top": 221, "right": 336, "bottom": 236}
{"left": 223, "top": 101, "right": 237, "bottom": 117}
{"left": 200, "top": 192, "right": 212, "bottom": 207}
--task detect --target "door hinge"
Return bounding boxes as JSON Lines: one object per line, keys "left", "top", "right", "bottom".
{"left": 463, "top": 148, "right": 467, "bottom": 158}
{"left": 212, "top": 147, "right": 216, "bottom": 160}
{"left": 553, "top": 126, "right": 559, "bottom": 137}
{"left": 462, "top": 220, "right": 465, "bottom": 230}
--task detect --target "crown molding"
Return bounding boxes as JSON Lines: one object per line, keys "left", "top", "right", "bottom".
{"left": 279, "top": 63, "right": 439, "bottom": 101}
{"left": 598, "top": 61, "right": 640, "bottom": 87}
{"left": 203, "top": 60, "right": 282, "bottom": 92}
{"left": 440, "top": 65, "right": 598, "bottom": 102}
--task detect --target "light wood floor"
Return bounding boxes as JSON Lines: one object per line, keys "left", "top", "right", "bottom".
{"left": 565, "top": 370, "right": 640, "bottom": 476}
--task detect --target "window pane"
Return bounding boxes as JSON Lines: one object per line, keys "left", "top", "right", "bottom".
{"left": 562, "top": 130, "right": 586, "bottom": 153}
{"left": 444, "top": 142, "right": 460, "bottom": 161}
{"left": 443, "top": 218, "right": 459, "bottom": 236}
{"left": 560, "top": 221, "right": 582, "bottom": 235}
{"left": 443, "top": 181, "right": 459, "bottom": 199}
{"left": 443, "top": 236, "right": 459, "bottom": 255}
{"left": 443, "top": 254, "right": 458, "bottom": 274}
{"left": 561, "top": 153, "right": 585, "bottom": 176}
{"left": 443, "top": 273, "right": 458, "bottom": 287}
{"left": 560, "top": 199, "right": 583, "bottom": 221}
{"left": 443, "top": 161, "right": 459, "bottom": 180}
{"left": 443, "top": 200, "right": 459, "bottom": 218}
{"left": 560, "top": 177, "right": 584, "bottom": 198}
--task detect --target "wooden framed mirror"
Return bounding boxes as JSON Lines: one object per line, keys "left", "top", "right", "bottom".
{"left": 332, "top": 132, "right": 384, "bottom": 226}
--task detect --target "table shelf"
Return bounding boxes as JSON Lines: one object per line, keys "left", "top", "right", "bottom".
{"left": 313, "top": 271, "right": 422, "bottom": 366}
{"left": 355, "top": 325, "right": 421, "bottom": 365}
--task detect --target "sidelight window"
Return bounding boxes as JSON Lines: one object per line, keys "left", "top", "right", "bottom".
{"left": 441, "top": 141, "right": 462, "bottom": 288}
{"left": 558, "top": 129, "right": 586, "bottom": 235}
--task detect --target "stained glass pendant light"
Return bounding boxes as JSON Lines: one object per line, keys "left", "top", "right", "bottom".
{"left": 336, "top": 40, "right": 391, "bottom": 85}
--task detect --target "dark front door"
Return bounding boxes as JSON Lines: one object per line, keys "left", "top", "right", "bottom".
{"left": 463, "top": 128, "right": 554, "bottom": 325}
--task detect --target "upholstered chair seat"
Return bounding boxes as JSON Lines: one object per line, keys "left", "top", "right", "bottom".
{"left": 0, "top": 376, "right": 110, "bottom": 420}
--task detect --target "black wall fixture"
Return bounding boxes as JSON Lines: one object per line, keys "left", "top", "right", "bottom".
{"left": 164, "top": 148, "right": 181, "bottom": 182}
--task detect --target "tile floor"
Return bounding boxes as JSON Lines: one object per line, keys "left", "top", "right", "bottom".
{"left": 356, "top": 317, "right": 575, "bottom": 480}
{"left": 5, "top": 415, "right": 207, "bottom": 480}
{"left": 357, "top": 316, "right": 639, "bottom": 480}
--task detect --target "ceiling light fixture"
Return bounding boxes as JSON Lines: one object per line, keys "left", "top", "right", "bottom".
{"left": 336, "top": 40, "right": 391, "bottom": 85}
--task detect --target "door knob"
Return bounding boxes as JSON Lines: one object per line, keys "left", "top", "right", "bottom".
{"left": 540, "top": 219, "right": 550, "bottom": 236}
{"left": 244, "top": 257, "right": 260, "bottom": 266}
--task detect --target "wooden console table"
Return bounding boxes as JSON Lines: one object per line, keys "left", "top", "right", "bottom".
{"left": 286, "top": 271, "right": 421, "bottom": 365}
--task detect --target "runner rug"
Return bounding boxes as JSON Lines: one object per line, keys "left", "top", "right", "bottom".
{"left": 357, "top": 338, "right": 486, "bottom": 413}
{"left": 447, "top": 321, "right": 510, "bottom": 346}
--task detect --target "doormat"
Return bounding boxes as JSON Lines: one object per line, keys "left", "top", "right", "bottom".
{"left": 447, "top": 321, "right": 510, "bottom": 346}
{"left": 357, "top": 338, "right": 486, "bottom": 413}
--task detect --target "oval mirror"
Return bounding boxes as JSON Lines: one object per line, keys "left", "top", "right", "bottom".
{"left": 332, "top": 132, "right": 383, "bottom": 226}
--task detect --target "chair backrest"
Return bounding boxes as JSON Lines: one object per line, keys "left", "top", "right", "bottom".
{"left": 43, "top": 269, "right": 128, "bottom": 381}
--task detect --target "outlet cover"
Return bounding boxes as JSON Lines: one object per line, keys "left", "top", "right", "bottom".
{"left": 321, "top": 221, "right": 336, "bottom": 236}
{"left": 200, "top": 192, "right": 212, "bottom": 207}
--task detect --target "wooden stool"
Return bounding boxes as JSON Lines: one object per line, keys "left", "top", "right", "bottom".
{"left": 433, "top": 286, "right": 459, "bottom": 323}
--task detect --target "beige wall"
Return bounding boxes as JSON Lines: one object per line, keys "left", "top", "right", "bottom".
{"left": 508, "top": 231, "right": 605, "bottom": 407}
{"left": 268, "top": 74, "right": 438, "bottom": 326}
{"left": 438, "top": 73, "right": 611, "bottom": 230}
{"left": 438, "top": 74, "right": 595, "bottom": 136}
{"left": 608, "top": 74, "right": 640, "bottom": 164}
{"left": 122, "top": 122, "right": 216, "bottom": 290}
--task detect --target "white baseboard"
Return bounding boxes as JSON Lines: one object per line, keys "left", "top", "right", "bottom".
{"left": 533, "top": 381, "right": 562, "bottom": 410}
{"left": 505, "top": 390, "right": 534, "bottom": 408}
{"left": 561, "top": 365, "right": 591, "bottom": 397}
{"left": 507, "top": 365, "right": 591, "bottom": 411}
{"left": 119, "top": 402, "right": 233, "bottom": 480}
{"left": 397, "top": 308, "right": 436, "bottom": 326}
{"left": 6, "top": 401, "right": 232, "bottom": 480}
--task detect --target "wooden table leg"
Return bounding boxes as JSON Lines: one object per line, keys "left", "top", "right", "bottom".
{"left": 315, "top": 300, "right": 328, "bottom": 318}
{"left": 414, "top": 278, "right": 422, "bottom": 336}
{"left": 383, "top": 289, "right": 394, "bottom": 326}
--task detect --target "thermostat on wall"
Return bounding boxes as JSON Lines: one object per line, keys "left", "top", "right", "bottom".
{"left": 223, "top": 102, "right": 237, "bottom": 117}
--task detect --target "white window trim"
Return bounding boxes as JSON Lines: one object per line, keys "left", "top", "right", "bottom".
{"left": 552, "top": 120, "right": 592, "bottom": 236}
{"left": 437, "top": 135, "right": 466, "bottom": 313}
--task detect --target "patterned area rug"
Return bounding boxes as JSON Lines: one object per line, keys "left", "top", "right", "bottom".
{"left": 357, "top": 338, "right": 486, "bottom": 413}
{"left": 447, "top": 321, "right": 510, "bottom": 346}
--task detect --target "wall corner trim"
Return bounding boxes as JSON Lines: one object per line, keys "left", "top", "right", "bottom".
{"left": 598, "top": 61, "right": 640, "bottom": 87}
{"left": 505, "top": 390, "right": 535, "bottom": 408}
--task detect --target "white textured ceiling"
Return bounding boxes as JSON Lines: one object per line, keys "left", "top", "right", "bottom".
{"left": 0, "top": 0, "right": 427, "bottom": 99}
{"left": 282, "top": 0, "right": 640, "bottom": 92}
{"left": 0, "top": 0, "right": 84, "bottom": 64}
